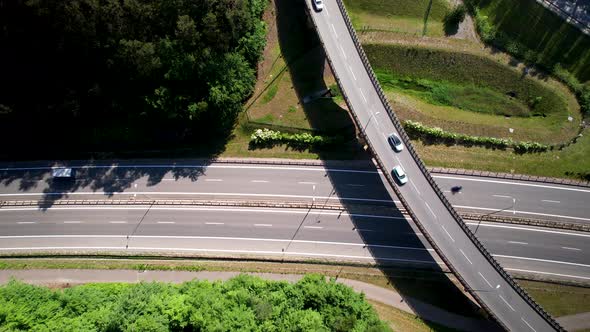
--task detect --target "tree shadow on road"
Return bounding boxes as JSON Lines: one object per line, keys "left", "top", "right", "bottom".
{"left": 0, "top": 160, "right": 212, "bottom": 210}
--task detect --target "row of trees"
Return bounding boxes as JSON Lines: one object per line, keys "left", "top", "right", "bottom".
{"left": 0, "top": 274, "right": 390, "bottom": 331}
{"left": 0, "top": 0, "right": 269, "bottom": 153}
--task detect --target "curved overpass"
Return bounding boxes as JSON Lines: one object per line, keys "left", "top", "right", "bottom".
{"left": 304, "top": 1, "right": 563, "bottom": 331}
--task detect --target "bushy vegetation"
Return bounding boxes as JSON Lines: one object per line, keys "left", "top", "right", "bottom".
{"left": 364, "top": 44, "right": 568, "bottom": 119}
{"left": 0, "top": 0, "right": 268, "bottom": 156}
{"left": 404, "top": 120, "right": 550, "bottom": 153}
{"left": 0, "top": 274, "right": 390, "bottom": 332}
{"left": 250, "top": 128, "right": 340, "bottom": 150}
{"left": 553, "top": 65, "right": 590, "bottom": 115}
{"left": 465, "top": 0, "right": 590, "bottom": 83}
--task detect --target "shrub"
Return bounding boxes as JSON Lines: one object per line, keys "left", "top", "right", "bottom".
{"left": 404, "top": 120, "right": 550, "bottom": 152}
{"left": 329, "top": 83, "right": 342, "bottom": 98}
{"left": 250, "top": 128, "right": 340, "bottom": 150}
{"left": 553, "top": 64, "right": 590, "bottom": 115}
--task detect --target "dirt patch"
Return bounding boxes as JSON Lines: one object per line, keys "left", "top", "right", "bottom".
{"left": 447, "top": 0, "right": 480, "bottom": 42}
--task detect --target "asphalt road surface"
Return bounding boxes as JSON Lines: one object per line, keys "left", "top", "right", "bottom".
{"left": 1, "top": 162, "right": 589, "bottom": 281}
{"left": 1, "top": 163, "right": 588, "bottom": 224}
{"left": 306, "top": 1, "right": 564, "bottom": 330}
{"left": 0, "top": 206, "right": 588, "bottom": 283}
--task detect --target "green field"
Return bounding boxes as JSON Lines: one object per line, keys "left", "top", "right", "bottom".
{"left": 365, "top": 43, "right": 580, "bottom": 144}
{"left": 518, "top": 280, "right": 590, "bottom": 317}
{"left": 470, "top": 0, "right": 590, "bottom": 82}
{"left": 377, "top": 72, "right": 532, "bottom": 117}
{"left": 413, "top": 132, "right": 590, "bottom": 180}
{"left": 344, "top": 0, "right": 451, "bottom": 37}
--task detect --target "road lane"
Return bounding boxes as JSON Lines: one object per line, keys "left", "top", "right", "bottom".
{"left": 1, "top": 163, "right": 589, "bottom": 224}
{"left": 0, "top": 207, "right": 588, "bottom": 282}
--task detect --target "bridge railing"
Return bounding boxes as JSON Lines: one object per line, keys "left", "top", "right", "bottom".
{"left": 310, "top": 1, "right": 565, "bottom": 330}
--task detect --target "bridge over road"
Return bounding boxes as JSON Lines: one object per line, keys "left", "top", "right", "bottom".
{"left": 303, "top": 0, "right": 564, "bottom": 330}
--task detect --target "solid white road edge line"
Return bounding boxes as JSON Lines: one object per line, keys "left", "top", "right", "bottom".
{"left": 457, "top": 205, "right": 590, "bottom": 222}
{"left": 0, "top": 234, "right": 435, "bottom": 252}
{"left": 465, "top": 221, "right": 590, "bottom": 238}
{"left": 505, "top": 268, "right": 590, "bottom": 280}
{"left": 434, "top": 175, "right": 590, "bottom": 193}
{"left": 494, "top": 254, "right": 590, "bottom": 268}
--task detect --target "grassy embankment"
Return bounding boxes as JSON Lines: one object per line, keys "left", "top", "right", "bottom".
{"left": 236, "top": 0, "right": 589, "bottom": 179}
{"left": 365, "top": 43, "right": 580, "bottom": 144}
{"left": 468, "top": 0, "right": 590, "bottom": 82}
{"left": 344, "top": 0, "right": 451, "bottom": 37}
{"left": 364, "top": 43, "right": 589, "bottom": 179}
{"left": 1, "top": 259, "right": 589, "bottom": 322}
{"left": 337, "top": 0, "right": 588, "bottom": 179}
{"left": 222, "top": 0, "right": 367, "bottom": 160}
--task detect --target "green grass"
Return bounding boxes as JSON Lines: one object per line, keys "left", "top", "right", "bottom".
{"left": 344, "top": 0, "right": 450, "bottom": 37}
{"left": 377, "top": 72, "right": 532, "bottom": 117}
{"left": 369, "top": 300, "right": 462, "bottom": 332}
{"left": 365, "top": 44, "right": 569, "bottom": 118}
{"left": 470, "top": 0, "right": 590, "bottom": 82}
{"left": 260, "top": 81, "right": 279, "bottom": 104}
{"left": 518, "top": 280, "right": 590, "bottom": 317}
{"left": 344, "top": 0, "right": 449, "bottom": 20}
{"left": 231, "top": 0, "right": 367, "bottom": 160}
{"left": 365, "top": 44, "right": 580, "bottom": 144}
{"left": 413, "top": 131, "right": 590, "bottom": 180}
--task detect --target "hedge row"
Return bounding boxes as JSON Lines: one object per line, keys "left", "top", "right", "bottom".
{"left": 250, "top": 128, "right": 340, "bottom": 149}
{"left": 403, "top": 120, "right": 550, "bottom": 153}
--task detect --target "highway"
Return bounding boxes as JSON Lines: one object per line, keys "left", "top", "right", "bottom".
{"left": 305, "top": 0, "right": 564, "bottom": 330}
{"left": 1, "top": 162, "right": 589, "bottom": 282}
{"left": 0, "top": 206, "right": 588, "bottom": 283}
{"left": 0, "top": 162, "right": 590, "bottom": 281}
{"left": 1, "top": 163, "right": 588, "bottom": 224}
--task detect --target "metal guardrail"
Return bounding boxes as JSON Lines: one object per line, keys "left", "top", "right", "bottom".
{"left": 5, "top": 198, "right": 588, "bottom": 232}
{"left": 1, "top": 199, "right": 345, "bottom": 210}
{"left": 536, "top": 0, "right": 590, "bottom": 36}
{"left": 322, "top": 1, "right": 565, "bottom": 330}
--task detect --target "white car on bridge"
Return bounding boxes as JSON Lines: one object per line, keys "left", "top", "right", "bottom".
{"left": 313, "top": 0, "right": 324, "bottom": 11}
{"left": 392, "top": 166, "right": 408, "bottom": 185}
